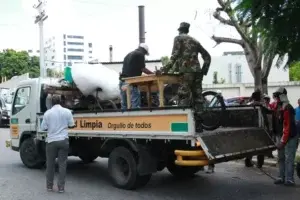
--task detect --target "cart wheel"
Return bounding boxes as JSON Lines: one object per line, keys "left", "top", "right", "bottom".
{"left": 201, "top": 90, "right": 226, "bottom": 131}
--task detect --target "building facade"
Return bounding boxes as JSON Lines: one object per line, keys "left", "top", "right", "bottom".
{"left": 44, "top": 34, "right": 93, "bottom": 71}
{"left": 102, "top": 52, "right": 289, "bottom": 84}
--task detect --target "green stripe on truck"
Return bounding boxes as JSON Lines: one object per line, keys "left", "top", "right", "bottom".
{"left": 10, "top": 118, "right": 18, "bottom": 124}
{"left": 171, "top": 122, "right": 188, "bottom": 132}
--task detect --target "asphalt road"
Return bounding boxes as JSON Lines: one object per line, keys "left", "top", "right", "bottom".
{"left": 1, "top": 128, "right": 300, "bottom": 200}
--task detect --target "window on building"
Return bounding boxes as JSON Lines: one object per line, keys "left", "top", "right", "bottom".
{"left": 67, "top": 35, "right": 84, "bottom": 39}
{"left": 37, "top": 50, "right": 40, "bottom": 53}
{"left": 67, "top": 55, "right": 83, "bottom": 60}
{"left": 67, "top": 42, "right": 84, "bottom": 45}
{"left": 88, "top": 43, "right": 92, "bottom": 48}
{"left": 28, "top": 50, "right": 33, "bottom": 53}
{"left": 89, "top": 51, "right": 92, "bottom": 54}
{"left": 64, "top": 48, "right": 66, "bottom": 53}
{"left": 64, "top": 55, "right": 66, "bottom": 60}
{"left": 64, "top": 62, "right": 67, "bottom": 66}
{"left": 64, "top": 41, "right": 66, "bottom": 46}
{"left": 228, "top": 63, "right": 232, "bottom": 84}
{"left": 63, "top": 34, "right": 66, "bottom": 39}
{"left": 51, "top": 56, "right": 55, "bottom": 59}
{"left": 67, "top": 48, "right": 84, "bottom": 52}
{"left": 52, "top": 63, "right": 54, "bottom": 66}
{"left": 235, "top": 63, "right": 242, "bottom": 83}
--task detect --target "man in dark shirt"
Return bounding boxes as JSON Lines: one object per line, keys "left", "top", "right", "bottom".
{"left": 119, "top": 43, "right": 153, "bottom": 110}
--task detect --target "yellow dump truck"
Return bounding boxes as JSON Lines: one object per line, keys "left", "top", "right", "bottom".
{"left": 6, "top": 76, "right": 276, "bottom": 190}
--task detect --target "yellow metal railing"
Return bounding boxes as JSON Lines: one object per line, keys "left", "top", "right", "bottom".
{"left": 174, "top": 142, "right": 209, "bottom": 166}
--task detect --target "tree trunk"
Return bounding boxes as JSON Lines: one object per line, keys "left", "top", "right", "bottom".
{"left": 262, "top": 77, "right": 268, "bottom": 94}
{"left": 253, "top": 67, "right": 262, "bottom": 92}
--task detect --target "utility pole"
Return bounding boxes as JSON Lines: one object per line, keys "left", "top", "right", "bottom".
{"left": 109, "top": 45, "right": 113, "bottom": 62}
{"left": 138, "top": 5, "right": 145, "bottom": 44}
{"left": 34, "top": 0, "right": 48, "bottom": 78}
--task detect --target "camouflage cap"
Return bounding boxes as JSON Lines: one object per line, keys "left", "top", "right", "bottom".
{"left": 178, "top": 22, "right": 190, "bottom": 31}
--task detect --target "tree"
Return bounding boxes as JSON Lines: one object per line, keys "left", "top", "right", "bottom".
{"left": 46, "top": 68, "right": 64, "bottom": 78}
{"left": 211, "top": 0, "right": 284, "bottom": 93}
{"left": 234, "top": 0, "right": 300, "bottom": 66}
{"left": 213, "top": 71, "right": 226, "bottom": 84}
{"left": 289, "top": 62, "right": 300, "bottom": 81}
{"left": 161, "top": 56, "right": 170, "bottom": 66}
{"left": 0, "top": 49, "right": 40, "bottom": 81}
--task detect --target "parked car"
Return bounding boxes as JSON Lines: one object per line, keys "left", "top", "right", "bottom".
{"left": 0, "top": 96, "right": 10, "bottom": 127}
{"left": 224, "top": 96, "right": 251, "bottom": 106}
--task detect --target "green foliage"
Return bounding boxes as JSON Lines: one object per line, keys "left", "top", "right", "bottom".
{"left": 233, "top": 0, "right": 300, "bottom": 66}
{"left": 161, "top": 56, "right": 170, "bottom": 66}
{"left": 212, "top": 71, "right": 225, "bottom": 84}
{"left": 289, "top": 62, "right": 300, "bottom": 81}
{"left": 0, "top": 49, "right": 40, "bottom": 80}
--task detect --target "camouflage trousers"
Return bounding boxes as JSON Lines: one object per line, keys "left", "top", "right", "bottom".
{"left": 178, "top": 72, "right": 204, "bottom": 112}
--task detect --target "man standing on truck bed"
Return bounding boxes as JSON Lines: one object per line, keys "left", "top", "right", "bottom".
{"left": 119, "top": 43, "right": 154, "bottom": 110}
{"left": 161, "top": 22, "right": 211, "bottom": 126}
{"left": 41, "top": 95, "right": 75, "bottom": 193}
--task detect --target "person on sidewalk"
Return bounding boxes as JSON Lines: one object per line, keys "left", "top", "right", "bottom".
{"left": 41, "top": 95, "right": 75, "bottom": 193}
{"left": 273, "top": 87, "right": 298, "bottom": 186}
{"left": 245, "top": 89, "right": 265, "bottom": 168}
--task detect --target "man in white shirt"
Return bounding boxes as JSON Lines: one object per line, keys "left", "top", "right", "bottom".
{"left": 41, "top": 95, "right": 75, "bottom": 193}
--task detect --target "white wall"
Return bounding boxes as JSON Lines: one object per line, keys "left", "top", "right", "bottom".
{"left": 203, "top": 54, "right": 289, "bottom": 84}
{"left": 103, "top": 54, "right": 289, "bottom": 84}
{"left": 203, "top": 82, "right": 300, "bottom": 107}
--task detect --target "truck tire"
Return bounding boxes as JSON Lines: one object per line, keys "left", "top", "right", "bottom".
{"left": 167, "top": 160, "right": 202, "bottom": 179}
{"left": 20, "top": 137, "right": 45, "bottom": 169}
{"left": 108, "top": 146, "right": 151, "bottom": 190}
{"left": 79, "top": 154, "right": 98, "bottom": 164}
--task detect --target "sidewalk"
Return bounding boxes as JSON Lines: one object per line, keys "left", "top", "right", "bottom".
{"left": 251, "top": 147, "right": 300, "bottom": 167}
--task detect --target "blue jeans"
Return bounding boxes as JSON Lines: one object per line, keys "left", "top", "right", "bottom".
{"left": 277, "top": 135, "right": 299, "bottom": 182}
{"left": 119, "top": 81, "right": 141, "bottom": 110}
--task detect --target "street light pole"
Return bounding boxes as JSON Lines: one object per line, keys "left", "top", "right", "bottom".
{"left": 34, "top": 0, "right": 48, "bottom": 78}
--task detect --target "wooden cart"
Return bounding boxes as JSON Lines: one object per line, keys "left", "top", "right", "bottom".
{"left": 122, "top": 74, "right": 181, "bottom": 109}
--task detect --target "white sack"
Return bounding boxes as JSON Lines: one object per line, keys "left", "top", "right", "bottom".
{"left": 71, "top": 63, "right": 120, "bottom": 101}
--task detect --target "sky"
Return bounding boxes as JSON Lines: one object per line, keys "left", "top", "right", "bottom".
{"left": 0, "top": 0, "right": 243, "bottom": 62}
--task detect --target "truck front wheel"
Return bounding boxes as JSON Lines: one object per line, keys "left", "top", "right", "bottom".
{"left": 20, "top": 137, "right": 45, "bottom": 169}
{"left": 108, "top": 146, "right": 152, "bottom": 190}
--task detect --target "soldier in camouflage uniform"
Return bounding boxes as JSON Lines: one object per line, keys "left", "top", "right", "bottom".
{"left": 161, "top": 22, "right": 211, "bottom": 113}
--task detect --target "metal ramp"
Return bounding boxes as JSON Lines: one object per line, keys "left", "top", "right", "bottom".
{"left": 197, "top": 127, "right": 276, "bottom": 163}
{"left": 175, "top": 105, "right": 277, "bottom": 166}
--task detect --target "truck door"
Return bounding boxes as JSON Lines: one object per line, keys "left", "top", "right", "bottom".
{"left": 10, "top": 86, "right": 33, "bottom": 147}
